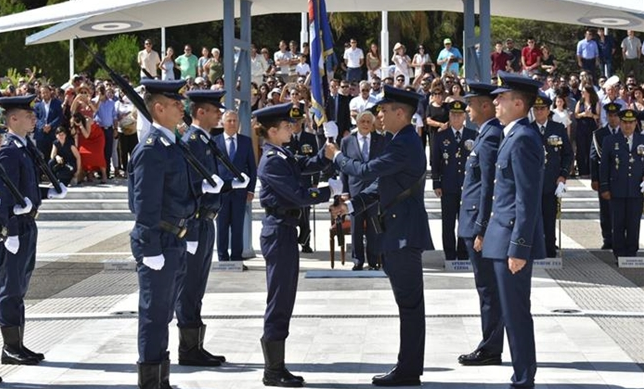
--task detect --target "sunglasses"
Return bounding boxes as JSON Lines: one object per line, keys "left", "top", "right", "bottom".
{"left": 340, "top": 85, "right": 350, "bottom": 89}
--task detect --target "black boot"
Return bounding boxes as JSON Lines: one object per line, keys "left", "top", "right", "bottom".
{"left": 198, "top": 325, "right": 226, "bottom": 363}
{"left": 20, "top": 326, "right": 44, "bottom": 361}
{"left": 160, "top": 358, "right": 172, "bottom": 389}
{"left": 137, "top": 363, "right": 162, "bottom": 389}
{"left": 260, "top": 338, "right": 304, "bottom": 387}
{"left": 1, "top": 327, "right": 39, "bottom": 365}
{"left": 178, "top": 327, "right": 221, "bottom": 366}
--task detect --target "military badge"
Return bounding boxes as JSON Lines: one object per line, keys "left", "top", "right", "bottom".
{"left": 301, "top": 144, "right": 313, "bottom": 154}
{"left": 615, "top": 157, "right": 620, "bottom": 170}
{"left": 146, "top": 137, "right": 153, "bottom": 145}
{"left": 289, "top": 107, "right": 302, "bottom": 119}
{"left": 442, "top": 152, "right": 449, "bottom": 160}
{"left": 547, "top": 135, "right": 562, "bottom": 146}
{"left": 614, "top": 142, "right": 620, "bottom": 150}
{"left": 464, "top": 139, "right": 474, "bottom": 151}
{"left": 190, "top": 134, "right": 196, "bottom": 140}
{"left": 443, "top": 139, "right": 451, "bottom": 146}
{"left": 637, "top": 144, "right": 644, "bottom": 156}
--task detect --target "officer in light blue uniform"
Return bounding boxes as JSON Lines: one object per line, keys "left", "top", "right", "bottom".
{"left": 531, "top": 93, "right": 573, "bottom": 258}
{"left": 599, "top": 109, "right": 644, "bottom": 258}
{"left": 128, "top": 79, "right": 224, "bottom": 388}
{"left": 0, "top": 95, "right": 67, "bottom": 366}
{"left": 255, "top": 103, "right": 337, "bottom": 387}
{"left": 331, "top": 85, "right": 433, "bottom": 387}
{"left": 483, "top": 71, "right": 545, "bottom": 389}
{"left": 432, "top": 100, "right": 478, "bottom": 261}
{"left": 457, "top": 82, "right": 505, "bottom": 366}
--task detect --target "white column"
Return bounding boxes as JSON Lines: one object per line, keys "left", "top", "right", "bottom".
{"left": 161, "top": 27, "right": 166, "bottom": 57}
{"left": 380, "top": 11, "right": 389, "bottom": 79}
{"left": 300, "top": 12, "right": 308, "bottom": 51}
{"left": 69, "top": 39, "right": 74, "bottom": 79}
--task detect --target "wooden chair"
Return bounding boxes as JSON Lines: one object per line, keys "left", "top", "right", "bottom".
{"left": 329, "top": 217, "right": 352, "bottom": 268}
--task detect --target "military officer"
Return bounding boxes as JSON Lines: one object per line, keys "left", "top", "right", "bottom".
{"left": 432, "top": 100, "right": 478, "bottom": 261}
{"left": 599, "top": 109, "right": 644, "bottom": 258}
{"left": 531, "top": 93, "right": 573, "bottom": 258}
{"left": 0, "top": 95, "right": 67, "bottom": 366}
{"left": 457, "top": 82, "right": 505, "bottom": 366}
{"left": 330, "top": 85, "right": 434, "bottom": 387}
{"left": 128, "top": 79, "right": 223, "bottom": 388}
{"left": 255, "top": 103, "right": 339, "bottom": 387}
{"left": 483, "top": 71, "right": 545, "bottom": 389}
{"left": 590, "top": 103, "right": 621, "bottom": 249}
{"left": 176, "top": 90, "right": 249, "bottom": 367}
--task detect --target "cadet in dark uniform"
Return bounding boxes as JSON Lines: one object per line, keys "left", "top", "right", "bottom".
{"left": 432, "top": 100, "right": 477, "bottom": 261}
{"left": 457, "top": 82, "right": 505, "bottom": 366}
{"left": 255, "top": 103, "right": 338, "bottom": 387}
{"left": 590, "top": 103, "right": 621, "bottom": 249}
{"left": 331, "top": 85, "right": 434, "bottom": 387}
{"left": 128, "top": 80, "right": 223, "bottom": 388}
{"left": 175, "top": 90, "right": 249, "bottom": 367}
{"left": 531, "top": 93, "right": 573, "bottom": 258}
{"left": 599, "top": 109, "right": 644, "bottom": 258}
{"left": 0, "top": 95, "right": 67, "bottom": 366}
{"left": 483, "top": 72, "right": 545, "bottom": 389}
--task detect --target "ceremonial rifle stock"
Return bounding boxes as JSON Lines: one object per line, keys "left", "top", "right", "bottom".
{"left": 28, "top": 140, "right": 62, "bottom": 193}
{"left": 0, "top": 164, "right": 27, "bottom": 208}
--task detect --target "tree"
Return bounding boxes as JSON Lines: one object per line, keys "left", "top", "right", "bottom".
{"left": 94, "top": 34, "right": 139, "bottom": 80}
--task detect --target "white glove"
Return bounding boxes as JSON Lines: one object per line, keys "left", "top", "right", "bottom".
{"left": 640, "top": 181, "right": 644, "bottom": 193}
{"left": 142, "top": 254, "right": 165, "bottom": 270}
{"left": 202, "top": 174, "right": 224, "bottom": 194}
{"left": 328, "top": 178, "right": 343, "bottom": 197}
{"left": 48, "top": 183, "right": 68, "bottom": 199}
{"left": 186, "top": 241, "right": 199, "bottom": 254}
{"left": 4, "top": 236, "right": 19, "bottom": 254}
{"left": 554, "top": 181, "right": 566, "bottom": 198}
{"left": 13, "top": 197, "right": 33, "bottom": 215}
{"left": 323, "top": 121, "right": 339, "bottom": 139}
{"left": 232, "top": 173, "right": 250, "bottom": 189}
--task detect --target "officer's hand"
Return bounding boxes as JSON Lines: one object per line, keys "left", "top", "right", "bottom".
{"left": 4, "top": 236, "right": 19, "bottom": 254}
{"left": 48, "top": 183, "right": 68, "bottom": 199}
{"left": 142, "top": 254, "right": 165, "bottom": 271}
{"left": 600, "top": 191, "right": 611, "bottom": 201}
{"left": 329, "top": 202, "right": 348, "bottom": 218}
{"left": 327, "top": 178, "right": 343, "bottom": 197}
{"left": 202, "top": 174, "right": 224, "bottom": 194}
{"left": 474, "top": 235, "right": 484, "bottom": 252}
{"left": 434, "top": 188, "right": 442, "bottom": 198}
{"left": 554, "top": 182, "right": 566, "bottom": 198}
{"left": 232, "top": 173, "right": 250, "bottom": 189}
{"left": 508, "top": 257, "right": 527, "bottom": 274}
{"left": 13, "top": 197, "right": 33, "bottom": 215}
{"left": 591, "top": 181, "right": 599, "bottom": 191}
{"left": 340, "top": 193, "right": 350, "bottom": 202}
{"left": 323, "top": 121, "right": 339, "bottom": 139}
{"left": 324, "top": 142, "right": 338, "bottom": 161}
{"left": 186, "top": 241, "right": 199, "bottom": 255}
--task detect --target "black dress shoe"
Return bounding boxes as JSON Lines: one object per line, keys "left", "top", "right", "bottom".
{"left": 367, "top": 265, "right": 380, "bottom": 270}
{"left": 372, "top": 367, "right": 420, "bottom": 387}
{"left": 242, "top": 264, "right": 249, "bottom": 271}
{"left": 457, "top": 350, "right": 502, "bottom": 366}
{"left": 352, "top": 264, "right": 364, "bottom": 271}
{"left": 301, "top": 245, "right": 313, "bottom": 253}
{"left": 601, "top": 243, "right": 612, "bottom": 250}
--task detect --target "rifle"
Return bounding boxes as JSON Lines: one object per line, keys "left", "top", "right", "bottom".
{"left": 197, "top": 133, "right": 244, "bottom": 181}
{"left": 26, "top": 139, "right": 62, "bottom": 193}
{"left": 0, "top": 164, "right": 26, "bottom": 208}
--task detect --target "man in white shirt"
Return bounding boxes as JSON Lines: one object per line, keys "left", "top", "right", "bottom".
{"left": 137, "top": 39, "right": 160, "bottom": 80}
{"left": 621, "top": 30, "right": 642, "bottom": 81}
{"left": 250, "top": 44, "right": 268, "bottom": 86}
{"left": 273, "top": 40, "right": 293, "bottom": 80}
{"left": 344, "top": 38, "right": 364, "bottom": 82}
{"left": 349, "top": 81, "right": 378, "bottom": 122}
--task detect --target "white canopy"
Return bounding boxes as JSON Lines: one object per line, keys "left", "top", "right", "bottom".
{"left": 0, "top": 0, "right": 641, "bottom": 45}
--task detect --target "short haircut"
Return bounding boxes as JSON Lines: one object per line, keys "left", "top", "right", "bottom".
{"left": 222, "top": 110, "right": 238, "bottom": 121}
{"left": 510, "top": 90, "right": 537, "bottom": 112}
{"left": 389, "top": 102, "right": 415, "bottom": 119}
{"left": 356, "top": 110, "right": 375, "bottom": 123}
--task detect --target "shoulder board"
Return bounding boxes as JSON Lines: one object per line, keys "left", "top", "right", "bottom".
{"left": 13, "top": 139, "right": 24, "bottom": 148}
{"left": 276, "top": 151, "right": 288, "bottom": 159}
{"left": 265, "top": 150, "right": 276, "bottom": 157}
{"left": 160, "top": 137, "right": 171, "bottom": 147}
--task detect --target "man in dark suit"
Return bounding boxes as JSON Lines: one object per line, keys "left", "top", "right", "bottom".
{"left": 483, "top": 72, "right": 545, "bottom": 389}
{"left": 590, "top": 103, "right": 620, "bottom": 249}
{"left": 326, "top": 79, "right": 352, "bottom": 140}
{"left": 531, "top": 93, "right": 573, "bottom": 258}
{"left": 457, "top": 82, "right": 505, "bottom": 366}
{"left": 432, "top": 101, "right": 477, "bottom": 261}
{"left": 33, "top": 85, "right": 63, "bottom": 159}
{"left": 330, "top": 85, "right": 434, "bottom": 386}
{"left": 340, "top": 110, "right": 387, "bottom": 270}
{"left": 214, "top": 111, "right": 257, "bottom": 265}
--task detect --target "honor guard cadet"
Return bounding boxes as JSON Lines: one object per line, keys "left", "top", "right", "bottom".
{"left": 286, "top": 104, "right": 319, "bottom": 253}
{"left": 590, "top": 103, "right": 621, "bottom": 249}
{"left": 0, "top": 95, "right": 67, "bottom": 366}
{"left": 457, "top": 82, "right": 505, "bottom": 366}
{"left": 599, "top": 109, "right": 644, "bottom": 259}
{"left": 431, "top": 100, "right": 477, "bottom": 261}
{"left": 128, "top": 79, "right": 224, "bottom": 389}
{"left": 330, "top": 85, "right": 434, "bottom": 387}
{"left": 483, "top": 72, "right": 545, "bottom": 389}
{"left": 176, "top": 90, "right": 249, "bottom": 367}
{"left": 531, "top": 93, "right": 573, "bottom": 258}
{"left": 255, "top": 103, "right": 339, "bottom": 387}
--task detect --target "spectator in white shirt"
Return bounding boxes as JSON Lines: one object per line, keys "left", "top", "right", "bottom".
{"left": 344, "top": 38, "right": 364, "bottom": 82}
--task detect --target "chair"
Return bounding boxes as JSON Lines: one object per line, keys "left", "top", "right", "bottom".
{"left": 329, "top": 217, "right": 352, "bottom": 269}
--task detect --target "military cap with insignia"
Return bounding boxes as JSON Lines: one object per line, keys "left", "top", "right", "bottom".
{"left": 532, "top": 91, "right": 552, "bottom": 107}
{"left": 0, "top": 94, "right": 37, "bottom": 112}
{"left": 289, "top": 103, "right": 306, "bottom": 119}
{"left": 603, "top": 102, "right": 621, "bottom": 114}
{"left": 463, "top": 81, "right": 497, "bottom": 99}
{"left": 448, "top": 100, "right": 467, "bottom": 113}
{"left": 491, "top": 71, "right": 543, "bottom": 95}
{"left": 140, "top": 79, "right": 186, "bottom": 100}
{"left": 375, "top": 84, "right": 422, "bottom": 109}
{"left": 618, "top": 108, "right": 638, "bottom": 122}
{"left": 368, "top": 104, "right": 382, "bottom": 115}
{"left": 185, "top": 90, "right": 226, "bottom": 108}
{"left": 252, "top": 102, "right": 298, "bottom": 125}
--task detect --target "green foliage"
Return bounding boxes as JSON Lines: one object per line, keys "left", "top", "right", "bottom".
{"left": 101, "top": 34, "right": 139, "bottom": 79}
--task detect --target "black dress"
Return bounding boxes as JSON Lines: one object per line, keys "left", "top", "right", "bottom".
{"left": 48, "top": 138, "right": 77, "bottom": 185}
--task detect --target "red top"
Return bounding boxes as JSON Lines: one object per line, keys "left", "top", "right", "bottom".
{"left": 491, "top": 51, "right": 513, "bottom": 75}
{"left": 521, "top": 46, "right": 540, "bottom": 69}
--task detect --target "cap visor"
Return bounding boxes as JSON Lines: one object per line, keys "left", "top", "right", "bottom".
{"left": 491, "top": 86, "right": 511, "bottom": 95}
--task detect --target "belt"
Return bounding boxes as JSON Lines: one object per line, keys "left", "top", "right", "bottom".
{"left": 195, "top": 208, "right": 218, "bottom": 220}
{"left": 264, "top": 207, "right": 302, "bottom": 219}
{"left": 13, "top": 209, "right": 39, "bottom": 219}
{"left": 159, "top": 220, "right": 188, "bottom": 238}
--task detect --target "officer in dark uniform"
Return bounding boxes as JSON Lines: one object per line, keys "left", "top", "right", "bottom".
{"left": 590, "top": 103, "right": 621, "bottom": 249}
{"left": 330, "top": 85, "right": 434, "bottom": 387}
{"left": 128, "top": 79, "right": 223, "bottom": 388}
{"left": 0, "top": 95, "right": 67, "bottom": 366}
{"left": 286, "top": 105, "right": 319, "bottom": 253}
{"left": 599, "top": 109, "right": 644, "bottom": 258}
{"left": 175, "top": 90, "right": 249, "bottom": 367}
{"left": 255, "top": 102, "right": 339, "bottom": 387}
{"left": 531, "top": 93, "right": 573, "bottom": 258}
{"left": 483, "top": 72, "right": 545, "bottom": 389}
{"left": 457, "top": 82, "right": 505, "bottom": 366}
{"left": 432, "top": 100, "right": 477, "bottom": 261}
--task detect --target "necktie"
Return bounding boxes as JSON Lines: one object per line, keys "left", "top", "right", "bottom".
{"left": 361, "top": 136, "right": 369, "bottom": 160}
{"left": 455, "top": 131, "right": 461, "bottom": 143}
{"left": 540, "top": 125, "right": 545, "bottom": 135}
{"left": 228, "top": 137, "right": 236, "bottom": 160}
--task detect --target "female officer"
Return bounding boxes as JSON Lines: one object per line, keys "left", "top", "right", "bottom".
{"left": 253, "top": 102, "right": 340, "bottom": 387}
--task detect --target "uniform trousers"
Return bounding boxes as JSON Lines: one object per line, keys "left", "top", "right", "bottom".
{"left": 297, "top": 206, "right": 311, "bottom": 246}
{"left": 216, "top": 192, "right": 246, "bottom": 261}
{"left": 610, "top": 197, "right": 643, "bottom": 257}
{"left": 176, "top": 218, "right": 214, "bottom": 327}
{"left": 133, "top": 232, "right": 187, "bottom": 363}
{"left": 440, "top": 193, "right": 467, "bottom": 260}
{"left": 541, "top": 193, "right": 559, "bottom": 257}
{"left": 598, "top": 194, "right": 612, "bottom": 246}
{"left": 463, "top": 238, "right": 504, "bottom": 355}
{"left": 0, "top": 217, "right": 37, "bottom": 327}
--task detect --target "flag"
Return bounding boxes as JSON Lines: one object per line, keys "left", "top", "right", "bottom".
{"left": 308, "top": 0, "right": 334, "bottom": 126}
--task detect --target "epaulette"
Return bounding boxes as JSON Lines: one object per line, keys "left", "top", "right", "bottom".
{"left": 265, "top": 150, "right": 276, "bottom": 157}
{"left": 159, "top": 136, "right": 171, "bottom": 147}
{"left": 276, "top": 151, "right": 288, "bottom": 159}
{"left": 13, "top": 139, "right": 24, "bottom": 148}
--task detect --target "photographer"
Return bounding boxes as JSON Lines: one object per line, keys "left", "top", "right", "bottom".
{"left": 49, "top": 127, "right": 81, "bottom": 186}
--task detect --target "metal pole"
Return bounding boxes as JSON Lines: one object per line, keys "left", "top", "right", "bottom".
{"left": 69, "top": 39, "right": 74, "bottom": 79}
{"left": 161, "top": 27, "right": 166, "bottom": 58}
{"left": 380, "top": 11, "right": 389, "bottom": 79}
{"left": 479, "top": 0, "right": 492, "bottom": 82}
{"left": 300, "top": 12, "right": 308, "bottom": 52}
{"left": 223, "top": 0, "right": 235, "bottom": 110}
{"left": 463, "top": 0, "right": 475, "bottom": 80}
{"left": 604, "top": 27, "right": 609, "bottom": 77}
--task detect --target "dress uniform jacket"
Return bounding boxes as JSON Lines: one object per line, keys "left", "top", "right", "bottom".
{"left": 536, "top": 120, "right": 573, "bottom": 195}
{"left": 590, "top": 125, "right": 618, "bottom": 247}
{"left": 288, "top": 131, "right": 320, "bottom": 187}
{"left": 431, "top": 127, "right": 478, "bottom": 194}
